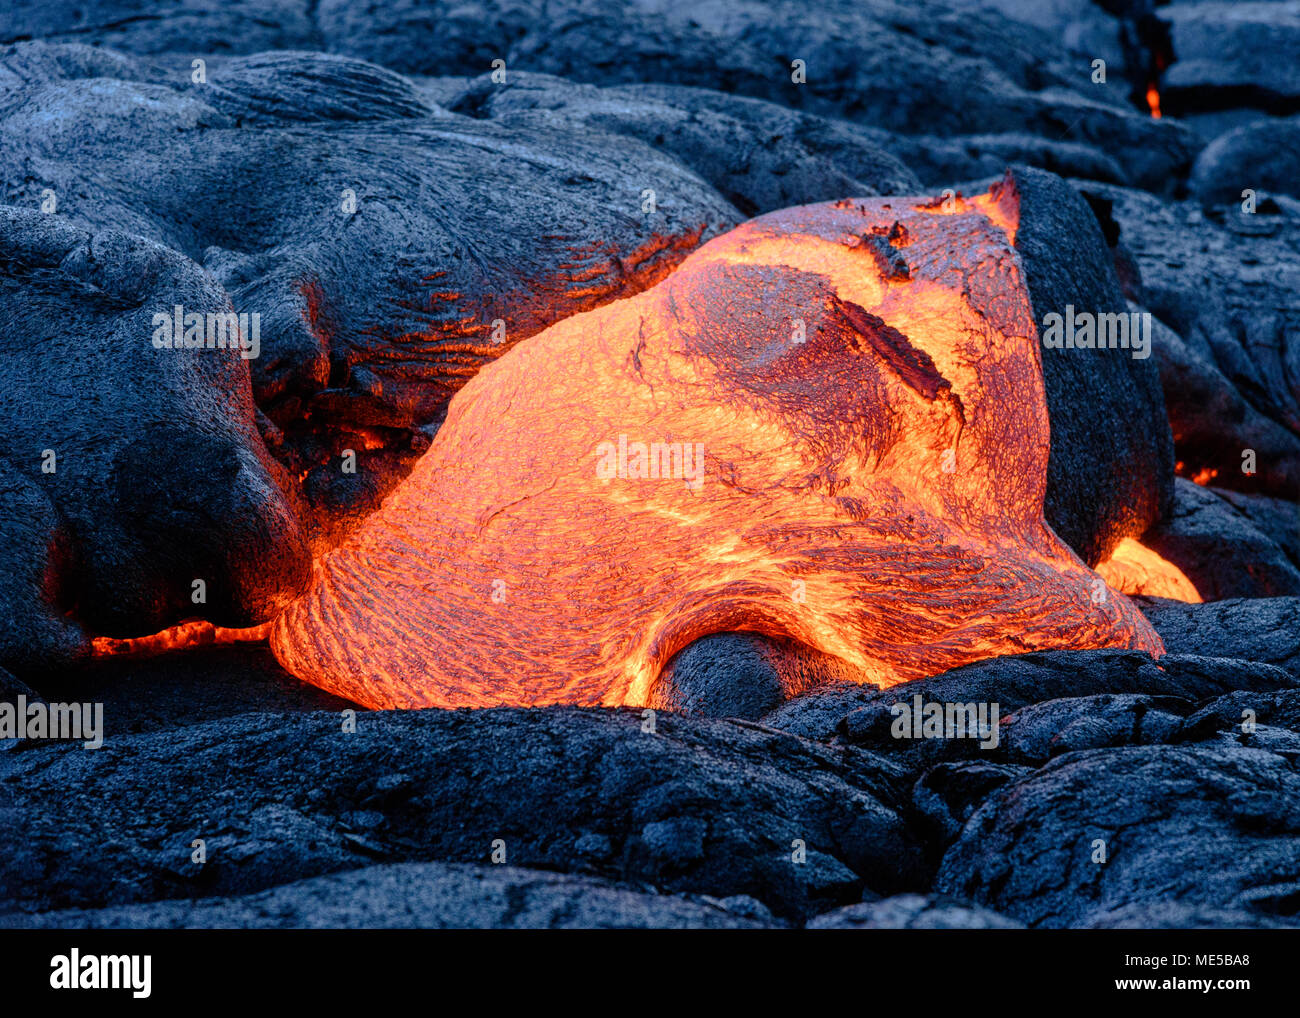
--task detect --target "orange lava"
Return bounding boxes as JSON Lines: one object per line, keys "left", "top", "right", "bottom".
{"left": 92, "top": 621, "right": 271, "bottom": 657}
{"left": 1096, "top": 537, "right": 1201, "bottom": 603}
{"left": 270, "top": 174, "right": 1163, "bottom": 709}
{"left": 1146, "top": 84, "right": 1162, "bottom": 119}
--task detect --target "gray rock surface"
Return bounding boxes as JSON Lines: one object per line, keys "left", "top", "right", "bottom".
{"left": 0, "top": 707, "right": 925, "bottom": 920}
{"left": 1159, "top": 2, "right": 1300, "bottom": 113}
{"left": 1141, "top": 478, "right": 1300, "bottom": 599}
{"left": 1010, "top": 165, "right": 1174, "bottom": 564}
{"left": 934, "top": 743, "right": 1300, "bottom": 927}
{"left": 33, "top": 645, "right": 358, "bottom": 736}
{"left": 1191, "top": 115, "right": 1300, "bottom": 206}
{"left": 808, "top": 892, "right": 1023, "bottom": 929}
{"left": 437, "top": 73, "right": 922, "bottom": 216}
{"left": 0, "top": 862, "right": 771, "bottom": 929}
{"left": 761, "top": 649, "right": 1296, "bottom": 746}
{"left": 1076, "top": 180, "right": 1300, "bottom": 502}
{"left": 650, "top": 634, "right": 855, "bottom": 721}
{"left": 0, "top": 206, "right": 312, "bottom": 675}
{"left": 1135, "top": 595, "right": 1300, "bottom": 681}
{"left": 996, "top": 693, "right": 1193, "bottom": 764}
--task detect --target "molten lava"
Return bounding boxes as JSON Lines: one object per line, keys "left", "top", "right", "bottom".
{"left": 92, "top": 621, "right": 271, "bottom": 657}
{"left": 270, "top": 177, "right": 1163, "bottom": 709}
{"left": 1146, "top": 84, "right": 1162, "bottom": 119}
{"left": 1096, "top": 537, "right": 1201, "bottom": 603}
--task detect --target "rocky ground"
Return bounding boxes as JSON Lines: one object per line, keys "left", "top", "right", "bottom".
{"left": 0, "top": 0, "right": 1298, "bottom": 928}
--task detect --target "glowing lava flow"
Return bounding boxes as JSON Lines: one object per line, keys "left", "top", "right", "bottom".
{"left": 92, "top": 621, "right": 272, "bottom": 657}
{"left": 270, "top": 178, "right": 1163, "bottom": 709}
{"left": 1146, "top": 84, "right": 1162, "bottom": 119}
{"left": 1096, "top": 537, "right": 1201, "bottom": 603}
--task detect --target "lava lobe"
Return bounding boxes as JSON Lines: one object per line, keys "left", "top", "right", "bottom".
{"left": 270, "top": 180, "right": 1163, "bottom": 709}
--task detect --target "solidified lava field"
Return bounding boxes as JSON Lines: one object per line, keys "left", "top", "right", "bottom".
{"left": 0, "top": 0, "right": 1298, "bottom": 932}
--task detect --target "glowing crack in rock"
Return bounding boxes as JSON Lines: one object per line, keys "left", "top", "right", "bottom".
{"left": 270, "top": 180, "right": 1164, "bottom": 709}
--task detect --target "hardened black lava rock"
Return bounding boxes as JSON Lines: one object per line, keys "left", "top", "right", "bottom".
{"left": 0, "top": 42, "right": 741, "bottom": 548}
{"left": 1157, "top": 2, "right": 1300, "bottom": 115}
{"left": 0, "top": 707, "right": 926, "bottom": 921}
{"left": 315, "top": 0, "right": 1196, "bottom": 190}
{"left": 807, "top": 893, "right": 1023, "bottom": 929}
{"left": 1135, "top": 595, "right": 1300, "bottom": 681}
{"left": 1006, "top": 165, "right": 1175, "bottom": 566}
{"left": 433, "top": 72, "right": 922, "bottom": 216}
{"left": 0, "top": 206, "right": 311, "bottom": 677}
{"left": 0, "top": 862, "right": 773, "bottom": 929}
{"left": 933, "top": 742, "right": 1300, "bottom": 928}
{"left": 1140, "top": 478, "right": 1300, "bottom": 599}
{"left": 760, "top": 648, "right": 1297, "bottom": 778}
{"left": 1073, "top": 179, "right": 1300, "bottom": 503}
{"left": 650, "top": 632, "right": 862, "bottom": 720}
{"left": 1191, "top": 116, "right": 1300, "bottom": 207}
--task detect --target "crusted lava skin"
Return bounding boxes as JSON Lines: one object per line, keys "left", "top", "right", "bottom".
{"left": 271, "top": 182, "right": 1163, "bottom": 709}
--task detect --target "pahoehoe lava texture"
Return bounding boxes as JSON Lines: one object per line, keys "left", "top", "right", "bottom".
{"left": 1, "top": 0, "right": 1297, "bottom": 933}
{"left": 0, "top": 43, "right": 740, "bottom": 548}
{"left": 271, "top": 175, "right": 1162, "bottom": 710}
{"left": 0, "top": 207, "right": 311, "bottom": 674}
{"left": 0, "top": 707, "right": 925, "bottom": 921}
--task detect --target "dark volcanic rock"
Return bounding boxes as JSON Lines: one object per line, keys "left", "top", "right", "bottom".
{"left": 0, "top": 665, "right": 37, "bottom": 703}
{"left": 0, "top": 43, "right": 739, "bottom": 547}
{"left": 1182, "top": 689, "right": 1300, "bottom": 739}
{"left": 1159, "top": 2, "right": 1300, "bottom": 114}
{"left": 438, "top": 73, "right": 921, "bottom": 215}
{"left": 0, "top": 206, "right": 311, "bottom": 675}
{"left": 807, "top": 893, "right": 1023, "bottom": 929}
{"left": 32, "top": 645, "right": 359, "bottom": 736}
{"left": 1080, "top": 903, "right": 1295, "bottom": 930}
{"left": 934, "top": 743, "right": 1300, "bottom": 928}
{"left": 1141, "top": 478, "right": 1300, "bottom": 599}
{"left": 1136, "top": 596, "right": 1300, "bottom": 681}
{"left": 997, "top": 693, "right": 1193, "bottom": 764}
{"left": 762, "top": 649, "right": 1297, "bottom": 772}
{"left": 1008, "top": 166, "right": 1173, "bottom": 565}
{"left": 1141, "top": 305, "right": 1300, "bottom": 505}
{"left": 1215, "top": 487, "right": 1300, "bottom": 568}
{"left": 1074, "top": 180, "right": 1300, "bottom": 502}
{"left": 1191, "top": 116, "right": 1300, "bottom": 206}
{"left": 0, "top": 1, "right": 316, "bottom": 56}
{"left": 0, "top": 708, "right": 925, "bottom": 920}
{"left": 314, "top": 0, "right": 1194, "bottom": 189}
{"left": 911, "top": 760, "right": 1033, "bottom": 846}
{"left": 886, "top": 132, "right": 1128, "bottom": 189}
{"left": 651, "top": 633, "right": 860, "bottom": 720}
{"left": 0, "top": 862, "right": 771, "bottom": 929}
